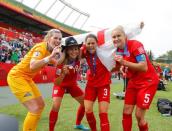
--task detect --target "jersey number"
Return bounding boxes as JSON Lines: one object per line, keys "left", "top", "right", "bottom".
{"left": 144, "top": 93, "right": 150, "bottom": 104}
{"left": 104, "top": 88, "right": 108, "bottom": 96}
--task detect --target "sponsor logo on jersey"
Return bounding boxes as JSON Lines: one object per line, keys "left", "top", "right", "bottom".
{"left": 33, "top": 51, "right": 40, "bottom": 57}
{"left": 54, "top": 90, "right": 58, "bottom": 94}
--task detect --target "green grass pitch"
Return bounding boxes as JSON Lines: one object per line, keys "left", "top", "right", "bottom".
{"left": 0, "top": 82, "right": 172, "bottom": 131}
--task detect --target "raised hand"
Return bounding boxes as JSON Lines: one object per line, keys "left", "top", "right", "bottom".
{"left": 140, "top": 22, "right": 144, "bottom": 29}
{"left": 50, "top": 46, "right": 61, "bottom": 59}
{"left": 114, "top": 54, "right": 124, "bottom": 65}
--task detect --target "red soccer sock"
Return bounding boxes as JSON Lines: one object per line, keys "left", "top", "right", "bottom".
{"left": 138, "top": 123, "right": 148, "bottom": 131}
{"left": 86, "top": 112, "right": 97, "bottom": 131}
{"left": 99, "top": 113, "right": 110, "bottom": 131}
{"left": 76, "top": 105, "right": 85, "bottom": 125}
{"left": 122, "top": 113, "right": 132, "bottom": 131}
{"left": 49, "top": 110, "right": 58, "bottom": 131}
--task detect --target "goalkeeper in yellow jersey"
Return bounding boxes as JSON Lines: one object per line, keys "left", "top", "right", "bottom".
{"left": 7, "top": 29, "right": 64, "bottom": 131}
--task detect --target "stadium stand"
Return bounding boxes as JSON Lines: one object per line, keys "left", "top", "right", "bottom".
{"left": 0, "top": 0, "right": 87, "bottom": 36}
{"left": 0, "top": 0, "right": 89, "bottom": 86}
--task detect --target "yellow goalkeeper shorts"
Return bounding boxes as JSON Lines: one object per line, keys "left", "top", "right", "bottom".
{"left": 7, "top": 74, "right": 41, "bottom": 103}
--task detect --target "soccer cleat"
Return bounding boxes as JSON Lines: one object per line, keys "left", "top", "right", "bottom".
{"left": 74, "top": 124, "right": 90, "bottom": 131}
{"left": 113, "top": 92, "right": 125, "bottom": 100}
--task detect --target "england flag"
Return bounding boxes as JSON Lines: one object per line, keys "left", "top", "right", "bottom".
{"left": 62, "top": 23, "right": 142, "bottom": 71}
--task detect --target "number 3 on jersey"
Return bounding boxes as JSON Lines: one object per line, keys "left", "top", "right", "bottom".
{"left": 104, "top": 88, "right": 108, "bottom": 96}
{"left": 144, "top": 93, "right": 150, "bottom": 104}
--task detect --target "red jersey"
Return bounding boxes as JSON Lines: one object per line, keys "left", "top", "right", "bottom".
{"left": 55, "top": 60, "right": 80, "bottom": 86}
{"left": 82, "top": 48, "right": 111, "bottom": 87}
{"left": 117, "top": 40, "right": 158, "bottom": 87}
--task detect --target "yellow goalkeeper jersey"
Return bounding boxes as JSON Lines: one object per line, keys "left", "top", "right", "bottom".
{"left": 9, "top": 42, "right": 50, "bottom": 80}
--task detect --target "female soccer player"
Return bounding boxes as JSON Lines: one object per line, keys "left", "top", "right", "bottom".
{"left": 49, "top": 37, "right": 89, "bottom": 131}
{"left": 82, "top": 34, "right": 111, "bottom": 131}
{"left": 112, "top": 26, "right": 159, "bottom": 131}
{"left": 7, "top": 29, "right": 63, "bottom": 131}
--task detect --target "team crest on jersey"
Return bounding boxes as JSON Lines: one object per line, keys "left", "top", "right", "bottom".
{"left": 54, "top": 90, "right": 58, "bottom": 94}
{"left": 56, "top": 68, "right": 62, "bottom": 75}
{"left": 33, "top": 51, "right": 41, "bottom": 57}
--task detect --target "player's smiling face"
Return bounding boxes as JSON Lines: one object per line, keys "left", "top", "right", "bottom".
{"left": 48, "top": 32, "right": 62, "bottom": 51}
{"left": 111, "top": 29, "right": 126, "bottom": 49}
{"left": 66, "top": 45, "right": 80, "bottom": 60}
{"left": 85, "top": 37, "right": 97, "bottom": 54}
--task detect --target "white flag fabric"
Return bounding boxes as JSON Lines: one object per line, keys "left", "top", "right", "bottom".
{"left": 62, "top": 23, "right": 142, "bottom": 71}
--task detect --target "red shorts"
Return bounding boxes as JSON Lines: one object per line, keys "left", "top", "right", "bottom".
{"left": 125, "top": 80, "right": 158, "bottom": 109}
{"left": 52, "top": 84, "right": 84, "bottom": 98}
{"left": 84, "top": 84, "right": 110, "bottom": 103}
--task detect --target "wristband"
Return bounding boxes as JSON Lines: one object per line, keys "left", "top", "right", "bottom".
{"left": 43, "top": 57, "right": 49, "bottom": 64}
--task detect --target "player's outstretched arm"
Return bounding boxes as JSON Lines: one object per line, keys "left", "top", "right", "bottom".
{"left": 124, "top": 21, "right": 144, "bottom": 39}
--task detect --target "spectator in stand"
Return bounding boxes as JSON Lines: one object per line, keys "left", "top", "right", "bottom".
{"left": 0, "top": 45, "right": 9, "bottom": 63}
{"left": 7, "top": 29, "right": 64, "bottom": 131}
{"left": 5, "top": 48, "right": 12, "bottom": 63}
{"left": 163, "top": 66, "right": 170, "bottom": 81}
{"left": 11, "top": 49, "right": 19, "bottom": 64}
{"left": 0, "top": 32, "right": 6, "bottom": 40}
{"left": 112, "top": 26, "right": 159, "bottom": 131}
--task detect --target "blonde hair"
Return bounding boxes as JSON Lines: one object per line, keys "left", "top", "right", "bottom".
{"left": 44, "top": 29, "right": 62, "bottom": 42}
{"left": 112, "top": 25, "right": 126, "bottom": 35}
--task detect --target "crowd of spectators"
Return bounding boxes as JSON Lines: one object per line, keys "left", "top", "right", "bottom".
{"left": 0, "top": 27, "right": 42, "bottom": 64}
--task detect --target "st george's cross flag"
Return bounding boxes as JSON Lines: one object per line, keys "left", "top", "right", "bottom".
{"left": 62, "top": 23, "right": 142, "bottom": 71}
